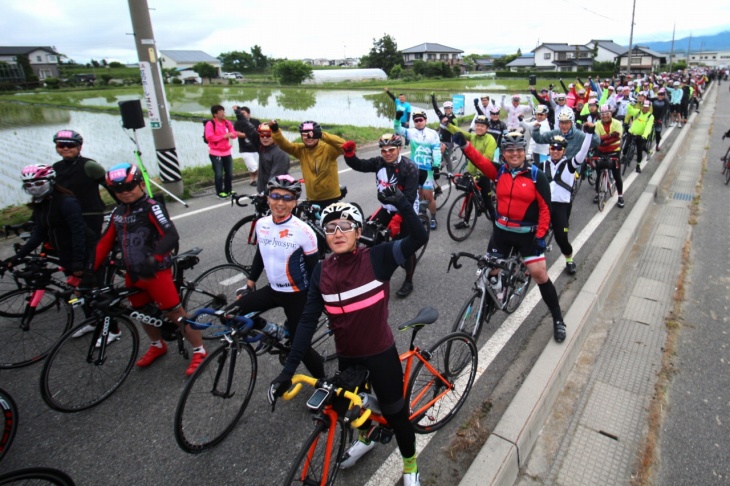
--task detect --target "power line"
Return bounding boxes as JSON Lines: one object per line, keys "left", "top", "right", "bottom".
{"left": 556, "top": 0, "right": 620, "bottom": 22}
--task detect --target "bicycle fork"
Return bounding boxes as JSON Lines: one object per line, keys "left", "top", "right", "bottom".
{"left": 211, "top": 337, "right": 238, "bottom": 399}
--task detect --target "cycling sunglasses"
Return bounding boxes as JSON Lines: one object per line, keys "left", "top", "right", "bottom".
{"left": 23, "top": 180, "right": 50, "bottom": 188}
{"left": 549, "top": 145, "right": 565, "bottom": 151}
{"left": 413, "top": 118, "right": 426, "bottom": 123}
{"left": 380, "top": 147, "right": 398, "bottom": 154}
{"left": 258, "top": 133, "right": 272, "bottom": 139}
{"left": 323, "top": 221, "right": 358, "bottom": 235}
{"left": 267, "top": 193, "right": 297, "bottom": 201}
{"left": 110, "top": 182, "right": 140, "bottom": 193}
{"left": 56, "top": 142, "right": 79, "bottom": 149}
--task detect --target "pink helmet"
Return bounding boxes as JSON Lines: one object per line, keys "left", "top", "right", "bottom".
{"left": 21, "top": 164, "right": 56, "bottom": 182}
{"left": 600, "top": 104, "right": 612, "bottom": 113}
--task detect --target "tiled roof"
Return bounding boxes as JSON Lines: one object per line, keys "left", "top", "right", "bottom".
{"left": 400, "top": 43, "right": 464, "bottom": 54}
{"left": 159, "top": 50, "right": 220, "bottom": 63}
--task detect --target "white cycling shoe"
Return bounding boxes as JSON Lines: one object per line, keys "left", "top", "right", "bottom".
{"left": 403, "top": 470, "right": 421, "bottom": 486}
{"left": 339, "top": 439, "right": 375, "bottom": 469}
{"left": 95, "top": 331, "right": 122, "bottom": 348}
{"left": 71, "top": 323, "right": 96, "bottom": 338}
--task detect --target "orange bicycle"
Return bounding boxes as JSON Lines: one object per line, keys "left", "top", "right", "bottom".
{"left": 279, "top": 307, "right": 478, "bottom": 485}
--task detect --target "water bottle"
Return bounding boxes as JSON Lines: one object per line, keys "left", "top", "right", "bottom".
{"left": 262, "top": 321, "right": 289, "bottom": 341}
{"left": 357, "top": 392, "right": 381, "bottom": 415}
{"left": 489, "top": 274, "right": 504, "bottom": 302}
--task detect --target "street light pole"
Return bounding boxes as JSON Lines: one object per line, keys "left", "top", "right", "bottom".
{"left": 626, "top": 0, "right": 637, "bottom": 76}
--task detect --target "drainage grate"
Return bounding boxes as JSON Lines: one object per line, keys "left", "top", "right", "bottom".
{"left": 671, "top": 192, "right": 693, "bottom": 200}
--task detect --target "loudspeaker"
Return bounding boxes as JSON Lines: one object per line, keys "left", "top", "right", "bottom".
{"left": 118, "top": 100, "right": 145, "bottom": 129}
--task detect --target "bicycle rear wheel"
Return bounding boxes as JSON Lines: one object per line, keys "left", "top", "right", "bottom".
{"left": 622, "top": 141, "right": 635, "bottom": 175}
{"left": 0, "top": 289, "right": 73, "bottom": 369}
{"left": 407, "top": 332, "right": 477, "bottom": 434}
{"left": 451, "top": 290, "right": 492, "bottom": 342}
{"left": 597, "top": 172, "right": 607, "bottom": 212}
{"left": 40, "top": 316, "right": 139, "bottom": 412}
{"left": 0, "top": 467, "right": 75, "bottom": 485}
{"left": 415, "top": 215, "right": 430, "bottom": 262}
{"left": 182, "top": 263, "right": 247, "bottom": 340}
{"left": 174, "top": 341, "right": 256, "bottom": 453}
{"left": 0, "top": 387, "right": 18, "bottom": 462}
{"left": 504, "top": 263, "right": 532, "bottom": 314}
{"left": 725, "top": 165, "right": 730, "bottom": 185}
{"left": 284, "top": 417, "right": 348, "bottom": 486}
{"left": 224, "top": 215, "right": 259, "bottom": 271}
{"left": 311, "top": 317, "right": 337, "bottom": 363}
{"left": 446, "top": 193, "right": 477, "bottom": 242}
{"left": 434, "top": 180, "right": 452, "bottom": 210}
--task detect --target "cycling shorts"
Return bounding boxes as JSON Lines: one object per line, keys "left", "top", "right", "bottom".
{"left": 670, "top": 104, "right": 681, "bottom": 113}
{"left": 418, "top": 169, "right": 436, "bottom": 190}
{"left": 487, "top": 227, "right": 545, "bottom": 265}
{"left": 126, "top": 267, "right": 180, "bottom": 311}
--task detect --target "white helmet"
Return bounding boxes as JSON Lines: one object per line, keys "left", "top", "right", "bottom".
{"left": 321, "top": 202, "right": 364, "bottom": 227}
{"left": 557, "top": 109, "right": 575, "bottom": 122}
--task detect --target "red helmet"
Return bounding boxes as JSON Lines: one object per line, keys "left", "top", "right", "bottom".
{"left": 106, "top": 163, "right": 143, "bottom": 188}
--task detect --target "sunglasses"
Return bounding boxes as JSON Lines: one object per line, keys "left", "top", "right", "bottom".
{"left": 23, "top": 180, "right": 49, "bottom": 188}
{"left": 380, "top": 147, "right": 398, "bottom": 154}
{"left": 549, "top": 145, "right": 565, "bottom": 151}
{"left": 268, "top": 193, "right": 297, "bottom": 201}
{"left": 536, "top": 112, "right": 547, "bottom": 116}
{"left": 323, "top": 221, "right": 358, "bottom": 234}
{"left": 56, "top": 142, "right": 78, "bottom": 149}
{"left": 258, "top": 133, "right": 272, "bottom": 139}
{"left": 413, "top": 118, "right": 426, "bottom": 123}
{"left": 110, "top": 182, "right": 140, "bottom": 193}
{"left": 502, "top": 147, "right": 525, "bottom": 154}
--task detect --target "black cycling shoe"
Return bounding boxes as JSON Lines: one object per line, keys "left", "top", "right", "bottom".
{"left": 635, "top": 165, "right": 642, "bottom": 173}
{"left": 553, "top": 319, "right": 566, "bottom": 343}
{"left": 565, "top": 262, "right": 577, "bottom": 275}
{"left": 593, "top": 195, "right": 599, "bottom": 204}
{"left": 396, "top": 281, "right": 414, "bottom": 298}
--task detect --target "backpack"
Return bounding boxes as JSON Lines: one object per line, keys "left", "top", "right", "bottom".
{"left": 202, "top": 119, "right": 213, "bottom": 144}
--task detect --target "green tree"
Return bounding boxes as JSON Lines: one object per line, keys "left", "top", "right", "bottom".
{"left": 272, "top": 60, "right": 313, "bottom": 85}
{"left": 493, "top": 50, "right": 522, "bottom": 70}
{"left": 192, "top": 62, "right": 218, "bottom": 82}
{"left": 592, "top": 60, "right": 616, "bottom": 73}
{"left": 250, "top": 45, "right": 269, "bottom": 70}
{"left": 218, "top": 51, "right": 254, "bottom": 72}
{"left": 389, "top": 64, "right": 403, "bottom": 79}
{"left": 109, "top": 61, "right": 124, "bottom": 68}
{"left": 362, "top": 34, "right": 402, "bottom": 74}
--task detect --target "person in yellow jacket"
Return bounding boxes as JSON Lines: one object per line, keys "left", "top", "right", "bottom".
{"left": 626, "top": 100, "right": 654, "bottom": 173}
{"left": 269, "top": 120, "right": 345, "bottom": 207}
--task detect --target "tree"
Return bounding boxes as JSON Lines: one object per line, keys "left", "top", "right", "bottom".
{"left": 250, "top": 45, "right": 269, "bottom": 70}
{"left": 592, "top": 60, "right": 617, "bottom": 73}
{"left": 362, "top": 34, "right": 402, "bottom": 74}
{"left": 493, "top": 50, "right": 522, "bottom": 70}
{"left": 272, "top": 60, "right": 313, "bottom": 85}
{"left": 218, "top": 50, "right": 254, "bottom": 72}
{"left": 192, "top": 62, "right": 218, "bottom": 82}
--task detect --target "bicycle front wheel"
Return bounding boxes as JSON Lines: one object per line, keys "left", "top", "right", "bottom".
{"left": 415, "top": 215, "right": 430, "bottom": 263}
{"left": 504, "top": 264, "right": 532, "bottom": 314}
{"left": 311, "top": 317, "right": 336, "bottom": 363}
{"left": 174, "top": 341, "right": 257, "bottom": 453}
{"left": 725, "top": 161, "right": 730, "bottom": 185}
{"left": 284, "top": 417, "right": 348, "bottom": 486}
{"left": 40, "top": 316, "right": 139, "bottom": 412}
{"left": 0, "top": 289, "right": 73, "bottom": 369}
{"left": 451, "top": 290, "right": 492, "bottom": 342}
{"left": 597, "top": 172, "right": 607, "bottom": 212}
{"left": 0, "top": 467, "right": 75, "bottom": 485}
{"left": 435, "top": 180, "right": 452, "bottom": 210}
{"left": 447, "top": 193, "right": 477, "bottom": 242}
{"left": 224, "top": 215, "right": 259, "bottom": 270}
{"left": 182, "top": 263, "right": 248, "bottom": 340}
{"left": 407, "top": 332, "right": 477, "bottom": 434}
{"left": 0, "top": 388, "right": 18, "bottom": 462}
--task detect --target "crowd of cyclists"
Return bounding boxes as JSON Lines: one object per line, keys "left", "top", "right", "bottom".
{"left": 2, "top": 65, "right": 722, "bottom": 486}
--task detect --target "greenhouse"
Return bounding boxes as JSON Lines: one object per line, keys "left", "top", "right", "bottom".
{"left": 304, "top": 68, "right": 387, "bottom": 84}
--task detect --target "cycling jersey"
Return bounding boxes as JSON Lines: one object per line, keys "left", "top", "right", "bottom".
{"left": 531, "top": 127, "right": 598, "bottom": 160}
{"left": 431, "top": 96, "right": 455, "bottom": 143}
{"left": 250, "top": 214, "right": 319, "bottom": 293}
{"left": 52, "top": 155, "right": 109, "bottom": 236}
{"left": 501, "top": 95, "right": 535, "bottom": 131}
{"left": 595, "top": 118, "right": 623, "bottom": 153}
{"left": 343, "top": 153, "right": 419, "bottom": 213}
{"left": 394, "top": 123, "right": 442, "bottom": 171}
{"left": 95, "top": 194, "right": 178, "bottom": 281}
{"left": 546, "top": 134, "right": 592, "bottom": 204}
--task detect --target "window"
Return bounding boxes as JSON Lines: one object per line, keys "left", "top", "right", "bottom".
{"left": 557, "top": 54, "right": 566, "bottom": 61}
{"left": 544, "top": 53, "right": 551, "bottom": 60}
{"left": 36, "top": 55, "right": 42, "bottom": 62}
{"left": 39, "top": 69, "right": 52, "bottom": 79}
{"left": 440, "top": 54, "right": 448, "bottom": 60}
{"left": 414, "top": 53, "right": 422, "bottom": 60}
{"left": 47, "top": 55, "right": 58, "bottom": 63}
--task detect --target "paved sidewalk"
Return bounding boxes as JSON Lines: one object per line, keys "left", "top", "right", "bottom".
{"left": 460, "top": 82, "right": 718, "bottom": 485}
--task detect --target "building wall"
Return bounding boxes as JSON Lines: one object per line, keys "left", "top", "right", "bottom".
{"left": 1, "top": 49, "right": 59, "bottom": 79}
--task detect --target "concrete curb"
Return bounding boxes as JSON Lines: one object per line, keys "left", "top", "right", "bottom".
{"left": 460, "top": 91, "right": 706, "bottom": 486}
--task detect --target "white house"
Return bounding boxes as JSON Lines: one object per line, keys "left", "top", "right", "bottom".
{"left": 617, "top": 46, "right": 667, "bottom": 74}
{"left": 0, "top": 46, "right": 60, "bottom": 79}
{"left": 686, "top": 50, "right": 730, "bottom": 68}
{"left": 531, "top": 43, "right": 594, "bottom": 72}
{"left": 400, "top": 43, "right": 463, "bottom": 66}
{"left": 159, "top": 50, "right": 222, "bottom": 75}
{"left": 585, "top": 40, "right": 627, "bottom": 63}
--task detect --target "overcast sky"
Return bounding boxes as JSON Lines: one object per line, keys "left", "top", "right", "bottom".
{"left": 2, "top": 0, "right": 728, "bottom": 64}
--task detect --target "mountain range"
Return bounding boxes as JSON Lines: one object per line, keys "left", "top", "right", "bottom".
{"left": 633, "top": 30, "right": 730, "bottom": 53}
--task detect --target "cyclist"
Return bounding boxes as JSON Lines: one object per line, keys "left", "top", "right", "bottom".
{"left": 626, "top": 101, "right": 655, "bottom": 174}
{"left": 529, "top": 86, "right": 556, "bottom": 129}
{"left": 485, "top": 107, "right": 508, "bottom": 149}
{"left": 543, "top": 134, "right": 592, "bottom": 274}
{"left": 385, "top": 88, "right": 411, "bottom": 129}
{"left": 649, "top": 88, "right": 670, "bottom": 151}
{"left": 341, "top": 134, "right": 420, "bottom": 298}
{"left": 268, "top": 187, "right": 429, "bottom": 486}
{"left": 524, "top": 105, "right": 553, "bottom": 169}
{"left": 666, "top": 81, "right": 683, "bottom": 127}
{"left": 501, "top": 94, "right": 535, "bottom": 131}
{"left": 452, "top": 131, "right": 567, "bottom": 343}
{"left": 593, "top": 105, "right": 625, "bottom": 207}
{"left": 394, "top": 109, "right": 442, "bottom": 230}
{"left": 5, "top": 165, "right": 95, "bottom": 286}
{"left": 225, "top": 175, "right": 325, "bottom": 379}
{"left": 52, "top": 130, "right": 115, "bottom": 239}
{"left": 530, "top": 109, "right": 598, "bottom": 161}
{"left": 233, "top": 120, "right": 290, "bottom": 193}
{"left": 548, "top": 92, "right": 570, "bottom": 128}
{"left": 92, "top": 163, "right": 207, "bottom": 376}
{"left": 270, "top": 120, "right": 346, "bottom": 208}
{"left": 431, "top": 94, "right": 456, "bottom": 169}
{"left": 470, "top": 95, "right": 492, "bottom": 131}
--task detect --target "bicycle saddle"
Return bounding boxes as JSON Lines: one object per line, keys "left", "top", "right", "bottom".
{"left": 397, "top": 307, "right": 439, "bottom": 331}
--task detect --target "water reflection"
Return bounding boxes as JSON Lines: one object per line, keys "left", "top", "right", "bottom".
{"left": 276, "top": 89, "right": 316, "bottom": 111}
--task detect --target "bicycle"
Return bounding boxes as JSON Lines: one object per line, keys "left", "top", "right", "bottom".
{"left": 446, "top": 172, "right": 496, "bottom": 242}
{"left": 621, "top": 132, "right": 637, "bottom": 175}
{"left": 590, "top": 154, "right": 619, "bottom": 212}
{"left": 358, "top": 210, "right": 431, "bottom": 263}
{"left": 173, "top": 307, "right": 336, "bottom": 453}
{"left": 39, "top": 248, "right": 245, "bottom": 412}
{"left": 721, "top": 144, "right": 730, "bottom": 185}
{"left": 280, "top": 307, "right": 478, "bottom": 485}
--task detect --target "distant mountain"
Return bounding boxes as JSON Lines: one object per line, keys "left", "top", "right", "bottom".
{"left": 633, "top": 31, "right": 730, "bottom": 53}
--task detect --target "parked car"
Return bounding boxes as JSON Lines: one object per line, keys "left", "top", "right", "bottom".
{"left": 223, "top": 72, "right": 243, "bottom": 79}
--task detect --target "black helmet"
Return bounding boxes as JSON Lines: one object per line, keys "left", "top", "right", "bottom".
{"left": 266, "top": 174, "right": 302, "bottom": 198}
{"left": 106, "top": 163, "right": 143, "bottom": 188}
{"left": 474, "top": 115, "right": 489, "bottom": 125}
{"left": 412, "top": 109, "right": 427, "bottom": 120}
{"left": 298, "top": 120, "right": 321, "bottom": 133}
{"left": 53, "top": 130, "right": 83, "bottom": 145}
{"left": 378, "top": 133, "right": 402, "bottom": 148}
{"left": 548, "top": 135, "right": 568, "bottom": 148}
{"left": 500, "top": 131, "right": 527, "bottom": 150}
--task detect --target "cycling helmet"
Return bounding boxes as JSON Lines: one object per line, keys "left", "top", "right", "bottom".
{"left": 489, "top": 106, "right": 501, "bottom": 115}
{"left": 548, "top": 135, "right": 568, "bottom": 148}
{"left": 378, "top": 133, "right": 402, "bottom": 148}
{"left": 555, "top": 93, "right": 567, "bottom": 100}
{"left": 298, "top": 120, "right": 321, "bottom": 133}
{"left": 600, "top": 104, "right": 612, "bottom": 114}
{"left": 412, "top": 109, "right": 427, "bottom": 120}
{"left": 21, "top": 164, "right": 56, "bottom": 182}
{"left": 53, "top": 129, "right": 83, "bottom": 145}
{"left": 266, "top": 174, "right": 302, "bottom": 198}
{"left": 511, "top": 94, "right": 521, "bottom": 101}
{"left": 443, "top": 101, "right": 453, "bottom": 108}
{"left": 557, "top": 109, "right": 575, "bottom": 122}
{"left": 535, "top": 105, "right": 549, "bottom": 115}
{"left": 257, "top": 123, "right": 272, "bottom": 135}
{"left": 474, "top": 115, "right": 489, "bottom": 125}
{"left": 501, "top": 131, "right": 527, "bottom": 150}
{"left": 106, "top": 163, "right": 143, "bottom": 188}
{"left": 321, "top": 202, "right": 363, "bottom": 228}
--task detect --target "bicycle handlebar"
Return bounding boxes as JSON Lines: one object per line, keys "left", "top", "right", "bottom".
{"left": 283, "top": 374, "right": 371, "bottom": 428}
{"left": 447, "top": 252, "right": 481, "bottom": 272}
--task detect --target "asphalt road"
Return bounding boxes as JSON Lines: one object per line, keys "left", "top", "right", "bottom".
{"left": 0, "top": 126, "right": 683, "bottom": 485}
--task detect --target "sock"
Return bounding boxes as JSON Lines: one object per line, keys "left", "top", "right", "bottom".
{"left": 402, "top": 453, "right": 417, "bottom": 474}
{"left": 565, "top": 256, "right": 573, "bottom": 264}
{"left": 358, "top": 431, "right": 372, "bottom": 445}
{"left": 430, "top": 214, "right": 436, "bottom": 221}
{"left": 193, "top": 346, "right": 206, "bottom": 355}
{"left": 150, "top": 340, "right": 163, "bottom": 348}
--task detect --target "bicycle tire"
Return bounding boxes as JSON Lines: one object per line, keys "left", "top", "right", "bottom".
{"left": 435, "top": 180, "right": 452, "bottom": 210}
{"left": 722, "top": 156, "right": 728, "bottom": 175}
{"left": 572, "top": 171, "right": 582, "bottom": 198}
{"left": 587, "top": 167, "right": 596, "bottom": 186}
{"left": 622, "top": 140, "right": 635, "bottom": 176}
{"left": 597, "top": 172, "right": 607, "bottom": 212}
{"left": 311, "top": 317, "right": 337, "bottom": 363}
{"left": 174, "top": 341, "right": 257, "bottom": 453}
{"left": 446, "top": 193, "right": 477, "bottom": 242}
{"left": 224, "top": 215, "right": 259, "bottom": 271}
{"left": 283, "top": 417, "right": 347, "bottom": 486}
{"left": 0, "top": 289, "right": 73, "bottom": 369}
{"left": 0, "top": 388, "right": 18, "bottom": 462}
{"left": 415, "top": 215, "right": 430, "bottom": 263}
{"left": 725, "top": 164, "right": 730, "bottom": 185}
{"left": 407, "top": 332, "right": 477, "bottom": 434}
{"left": 504, "top": 263, "right": 532, "bottom": 314}
{"left": 0, "top": 467, "right": 75, "bottom": 485}
{"left": 451, "top": 290, "right": 492, "bottom": 342}
{"left": 182, "top": 263, "right": 248, "bottom": 340}
{"left": 40, "top": 316, "right": 139, "bottom": 412}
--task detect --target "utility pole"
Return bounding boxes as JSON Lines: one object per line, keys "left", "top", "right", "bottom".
{"left": 669, "top": 23, "right": 676, "bottom": 72}
{"left": 626, "top": 0, "right": 637, "bottom": 76}
{"left": 687, "top": 33, "right": 692, "bottom": 67}
{"left": 127, "top": 0, "right": 184, "bottom": 196}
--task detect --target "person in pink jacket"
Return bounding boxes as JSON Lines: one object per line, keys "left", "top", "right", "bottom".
{"left": 205, "top": 104, "right": 239, "bottom": 198}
